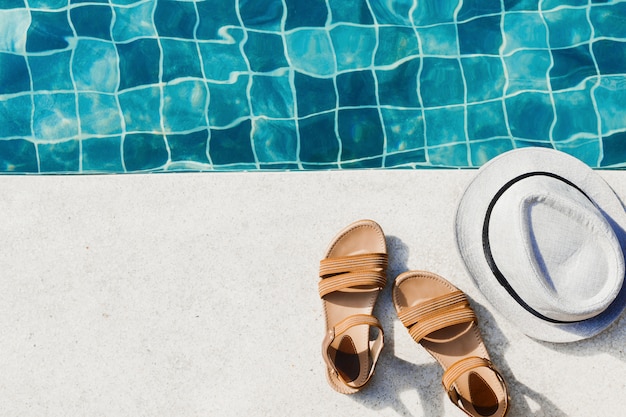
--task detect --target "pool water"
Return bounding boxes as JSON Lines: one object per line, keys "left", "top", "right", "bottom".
{"left": 1, "top": 0, "right": 626, "bottom": 173}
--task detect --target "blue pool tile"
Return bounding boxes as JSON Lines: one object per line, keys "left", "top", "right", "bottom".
{"left": 376, "top": 58, "right": 421, "bottom": 107}
{"left": 154, "top": 1, "right": 196, "bottom": 39}
{"left": 342, "top": 156, "right": 383, "bottom": 169}
{"left": 467, "top": 101, "right": 508, "bottom": 140}
{"left": 0, "top": 52, "right": 30, "bottom": 94}
{"left": 381, "top": 108, "right": 425, "bottom": 153}
{"left": 514, "top": 140, "right": 553, "bottom": 149}
{"left": 555, "top": 138, "right": 601, "bottom": 167}
{"left": 375, "top": 26, "right": 419, "bottom": 66}
{"left": 167, "top": 130, "right": 210, "bottom": 165}
{"left": 337, "top": 70, "right": 377, "bottom": 107}
{"left": 70, "top": 5, "right": 112, "bottom": 40}
{"left": 550, "top": 45, "right": 596, "bottom": 91}
{"left": 458, "top": 15, "right": 502, "bottom": 56}
{"left": 504, "top": 49, "right": 550, "bottom": 93}
{"left": 428, "top": 142, "right": 470, "bottom": 167}
{"left": 286, "top": 29, "right": 335, "bottom": 77}
{"left": 553, "top": 83, "right": 599, "bottom": 141}
{"left": 259, "top": 162, "right": 300, "bottom": 170}
{"left": 469, "top": 139, "right": 514, "bottom": 166}
{"left": 503, "top": 0, "right": 539, "bottom": 11}
{"left": 593, "top": 40, "right": 626, "bottom": 75}
{"left": 338, "top": 108, "right": 384, "bottom": 164}
{"left": 0, "top": 95, "right": 32, "bottom": 137}
{"left": 209, "top": 119, "right": 255, "bottom": 166}
{"left": 0, "top": 0, "right": 25, "bottom": 8}
{"left": 123, "top": 133, "right": 169, "bottom": 171}
{"left": 81, "top": 136, "right": 124, "bottom": 172}
{"left": 161, "top": 39, "right": 202, "bottom": 82}
{"left": 33, "top": 93, "right": 78, "bottom": 140}
{"left": 462, "top": 56, "right": 506, "bottom": 102}
{"left": 111, "top": 2, "right": 156, "bottom": 42}
{"left": 117, "top": 39, "right": 160, "bottom": 90}
{"left": 250, "top": 73, "right": 294, "bottom": 118}
{"left": 29, "top": 0, "right": 65, "bottom": 9}
{"left": 420, "top": 58, "right": 464, "bottom": 107}
{"left": 385, "top": 149, "right": 426, "bottom": 167}
{"left": 244, "top": 31, "right": 288, "bottom": 73}
{"left": 424, "top": 107, "right": 465, "bottom": 146}
{"left": 72, "top": 40, "right": 118, "bottom": 93}
{"left": 252, "top": 119, "right": 298, "bottom": 163}
{"left": 0, "top": 139, "right": 37, "bottom": 172}
{"left": 196, "top": 2, "right": 240, "bottom": 40}
{"left": 284, "top": 0, "right": 327, "bottom": 30}
{"left": 411, "top": 1, "right": 457, "bottom": 25}
{"left": 418, "top": 24, "right": 459, "bottom": 57}
{"left": 502, "top": 12, "right": 547, "bottom": 54}
{"left": 590, "top": 3, "right": 626, "bottom": 38}
{"left": 370, "top": 0, "right": 412, "bottom": 25}
{"left": 0, "top": 9, "right": 30, "bottom": 54}
{"left": 331, "top": 25, "right": 376, "bottom": 71}
{"left": 457, "top": 0, "right": 501, "bottom": 21}
{"left": 199, "top": 31, "right": 247, "bottom": 81}
{"left": 207, "top": 77, "right": 250, "bottom": 127}
{"left": 110, "top": 0, "right": 147, "bottom": 5}
{"left": 543, "top": 0, "right": 587, "bottom": 9}
{"left": 26, "top": 11, "right": 72, "bottom": 53}
{"left": 601, "top": 132, "right": 626, "bottom": 167}
{"left": 298, "top": 112, "right": 339, "bottom": 165}
{"left": 594, "top": 78, "right": 626, "bottom": 136}
{"left": 78, "top": 93, "right": 123, "bottom": 135}
{"left": 239, "top": 0, "right": 283, "bottom": 31}
{"left": 294, "top": 71, "right": 336, "bottom": 116}
{"left": 38, "top": 140, "right": 80, "bottom": 172}
{"left": 118, "top": 86, "right": 162, "bottom": 132}
{"left": 163, "top": 81, "right": 209, "bottom": 132}
{"left": 544, "top": 7, "right": 590, "bottom": 49}
{"left": 505, "top": 92, "right": 553, "bottom": 140}
{"left": 29, "top": 51, "right": 73, "bottom": 91}
{"left": 328, "top": 0, "right": 373, "bottom": 25}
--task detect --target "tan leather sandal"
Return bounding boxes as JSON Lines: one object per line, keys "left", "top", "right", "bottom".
{"left": 318, "top": 219, "right": 388, "bottom": 394}
{"left": 393, "top": 270, "right": 509, "bottom": 416}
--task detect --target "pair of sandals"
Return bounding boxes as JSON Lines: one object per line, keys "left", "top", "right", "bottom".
{"left": 319, "top": 220, "right": 509, "bottom": 417}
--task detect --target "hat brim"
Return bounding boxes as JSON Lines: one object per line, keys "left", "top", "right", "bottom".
{"left": 455, "top": 147, "right": 626, "bottom": 343}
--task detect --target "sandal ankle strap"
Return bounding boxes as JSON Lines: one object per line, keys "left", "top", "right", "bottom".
{"left": 443, "top": 356, "right": 507, "bottom": 413}
{"left": 321, "top": 314, "right": 384, "bottom": 389}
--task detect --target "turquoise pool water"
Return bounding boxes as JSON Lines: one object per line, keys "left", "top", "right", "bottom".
{"left": 1, "top": 0, "right": 626, "bottom": 173}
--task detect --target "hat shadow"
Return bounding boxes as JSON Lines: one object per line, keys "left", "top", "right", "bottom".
{"left": 348, "top": 236, "right": 569, "bottom": 417}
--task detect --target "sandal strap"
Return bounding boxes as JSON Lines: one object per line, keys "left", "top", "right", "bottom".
{"left": 443, "top": 357, "right": 506, "bottom": 411}
{"left": 407, "top": 305, "right": 476, "bottom": 344}
{"left": 319, "top": 253, "right": 388, "bottom": 278}
{"left": 398, "top": 290, "right": 476, "bottom": 344}
{"left": 397, "top": 290, "right": 467, "bottom": 327}
{"left": 321, "top": 314, "right": 384, "bottom": 389}
{"left": 318, "top": 270, "right": 387, "bottom": 298}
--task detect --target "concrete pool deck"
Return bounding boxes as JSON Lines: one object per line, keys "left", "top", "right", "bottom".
{"left": 1, "top": 170, "right": 624, "bottom": 416}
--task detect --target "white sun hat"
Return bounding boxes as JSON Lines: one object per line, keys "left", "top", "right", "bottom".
{"left": 455, "top": 147, "right": 626, "bottom": 343}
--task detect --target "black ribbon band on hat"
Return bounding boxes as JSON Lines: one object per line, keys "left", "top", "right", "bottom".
{"left": 482, "top": 171, "right": 593, "bottom": 324}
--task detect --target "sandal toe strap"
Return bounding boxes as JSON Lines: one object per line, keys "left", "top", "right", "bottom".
{"left": 321, "top": 314, "right": 384, "bottom": 388}
{"left": 320, "top": 253, "right": 388, "bottom": 278}
{"left": 318, "top": 270, "right": 386, "bottom": 298}
{"left": 398, "top": 291, "right": 476, "bottom": 344}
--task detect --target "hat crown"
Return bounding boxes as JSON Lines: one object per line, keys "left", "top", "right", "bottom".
{"left": 488, "top": 175, "right": 625, "bottom": 322}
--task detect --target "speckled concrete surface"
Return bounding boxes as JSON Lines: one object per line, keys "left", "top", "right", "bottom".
{"left": 0, "top": 170, "right": 624, "bottom": 416}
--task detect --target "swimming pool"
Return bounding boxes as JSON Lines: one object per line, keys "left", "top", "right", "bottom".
{"left": 1, "top": 0, "right": 626, "bottom": 173}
